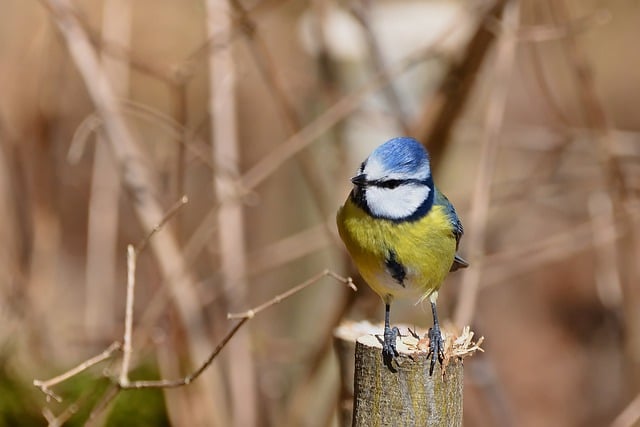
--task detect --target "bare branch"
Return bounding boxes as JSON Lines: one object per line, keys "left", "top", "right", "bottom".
{"left": 121, "top": 318, "right": 248, "bottom": 390}
{"left": 239, "top": 30, "right": 455, "bottom": 192}
{"left": 134, "top": 195, "right": 189, "bottom": 254}
{"left": 33, "top": 190, "right": 190, "bottom": 421}
{"left": 228, "top": 269, "right": 356, "bottom": 320}
{"left": 85, "top": 384, "right": 120, "bottom": 427}
{"left": 454, "top": 0, "right": 520, "bottom": 327}
{"left": 117, "top": 270, "right": 354, "bottom": 388}
{"left": 39, "top": 6, "right": 227, "bottom": 415}
{"left": 411, "top": 0, "right": 507, "bottom": 168}
{"left": 350, "top": 0, "right": 409, "bottom": 134}
{"left": 33, "top": 341, "right": 122, "bottom": 401}
{"left": 486, "top": 8, "right": 611, "bottom": 43}
{"left": 119, "top": 245, "right": 136, "bottom": 386}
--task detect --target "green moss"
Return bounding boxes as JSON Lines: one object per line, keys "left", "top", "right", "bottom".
{"left": 0, "top": 355, "right": 44, "bottom": 427}
{"left": 0, "top": 353, "right": 169, "bottom": 427}
{"left": 105, "top": 387, "right": 170, "bottom": 427}
{"left": 102, "top": 364, "right": 171, "bottom": 427}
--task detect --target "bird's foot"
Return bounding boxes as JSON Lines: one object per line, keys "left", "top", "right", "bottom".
{"left": 427, "top": 324, "right": 445, "bottom": 376}
{"left": 382, "top": 325, "right": 400, "bottom": 372}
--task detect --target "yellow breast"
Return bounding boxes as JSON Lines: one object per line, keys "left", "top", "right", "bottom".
{"left": 336, "top": 197, "right": 456, "bottom": 302}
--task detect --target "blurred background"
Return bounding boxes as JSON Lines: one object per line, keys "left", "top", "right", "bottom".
{"left": 1, "top": 0, "right": 639, "bottom": 425}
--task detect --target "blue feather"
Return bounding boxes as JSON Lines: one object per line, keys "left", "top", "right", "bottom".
{"left": 434, "top": 190, "right": 468, "bottom": 270}
{"left": 370, "top": 137, "right": 430, "bottom": 175}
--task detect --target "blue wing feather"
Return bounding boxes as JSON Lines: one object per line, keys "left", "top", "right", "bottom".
{"left": 434, "top": 188, "right": 468, "bottom": 271}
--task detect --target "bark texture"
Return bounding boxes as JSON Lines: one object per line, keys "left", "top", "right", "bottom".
{"left": 352, "top": 334, "right": 463, "bottom": 427}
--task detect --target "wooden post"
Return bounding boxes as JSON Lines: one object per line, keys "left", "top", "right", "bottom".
{"left": 352, "top": 334, "right": 463, "bottom": 426}
{"left": 334, "top": 321, "right": 380, "bottom": 426}
{"left": 336, "top": 321, "right": 480, "bottom": 427}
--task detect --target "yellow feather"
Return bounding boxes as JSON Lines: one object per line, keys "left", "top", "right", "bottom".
{"left": 336, "top": 197, "right": 456, "bottom": 303}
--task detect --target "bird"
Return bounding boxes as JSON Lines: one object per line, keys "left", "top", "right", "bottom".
{"left": 336, "top": 136, "right": 468, "bottom": 375}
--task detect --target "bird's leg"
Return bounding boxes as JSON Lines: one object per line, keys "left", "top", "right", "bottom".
{"left": 382, "top": 303, "right": 399, "bottom": 370}
{"left": 427, "top": 300, "right": 445, "bottom": 376}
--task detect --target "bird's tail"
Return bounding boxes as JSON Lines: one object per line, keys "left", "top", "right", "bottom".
{"left": 450, "top": 253, "right": 469, "bottom": 272}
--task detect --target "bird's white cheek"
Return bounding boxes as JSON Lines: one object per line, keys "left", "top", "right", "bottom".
{"left": 366, "top": 185, "right": 430, "bottom": 219}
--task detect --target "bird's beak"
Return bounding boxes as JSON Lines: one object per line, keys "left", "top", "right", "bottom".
{"left": 351, "top": 174, "right": 367, "bottom": 187}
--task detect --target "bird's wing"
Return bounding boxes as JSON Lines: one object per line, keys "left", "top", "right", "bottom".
{"left": 434, "top": 189, "right": 463, "bottom": 247}
{"left": 434, "top": 189, "right": 469, "bottom": 271}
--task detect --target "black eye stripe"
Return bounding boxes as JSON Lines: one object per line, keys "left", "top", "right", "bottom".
{"left": 377, "top": 179, "right": 403, "bottom": 189}
{"left": 369, "top": 178, "right": 429, "bottom": 189}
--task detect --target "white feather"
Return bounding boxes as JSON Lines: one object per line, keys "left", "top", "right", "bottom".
{"left": 365, "top": 184, "right": 430, "bottom": 219}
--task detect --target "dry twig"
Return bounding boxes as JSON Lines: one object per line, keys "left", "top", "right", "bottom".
{"left": 207, "top": 1, "right": 256, "bottom": 424}
{"left": 551, "top": 0, "right": 640, "bottom": 384}
{"left": 454, "top": 0, "right": 520, "bottom": 327}
{"left": 40, "top": 0, "right": 230, "bottom": 421}
{"left": 33, "top": 197, "right": 353, "bottom": 423}
{"left": 411, "top": 0, "right": 508, "bottom": 168}
{"left": 33, "top": 341, "right": 122, "bottom": 402}
{"left": 239, "top": 29, "right": 457, "bottom": 192}
{"left": 33, "top": 195, "right": 188, "bottom": 419}
{"left": 350, "top": 0, "right": 409, "bottom": 134}
{"left": 228, "top": 269, "right": 356, "bottom": 320}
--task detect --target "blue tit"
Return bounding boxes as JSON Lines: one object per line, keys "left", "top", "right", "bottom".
{"left": 336, "top": 136, "right": 468, "bottom": 374}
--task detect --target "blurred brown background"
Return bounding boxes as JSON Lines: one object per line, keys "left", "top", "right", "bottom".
{"left": 1, "top": 0, "right": 639, "bottom": 426}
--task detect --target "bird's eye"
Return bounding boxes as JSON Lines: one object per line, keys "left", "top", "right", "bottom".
{"left": 378, "top": 179, "right": 403, "bottom": 189}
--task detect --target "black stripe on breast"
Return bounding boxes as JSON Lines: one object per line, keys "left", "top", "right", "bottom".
{"left": 385, "top": 250, "right": 406, "bottom": 287}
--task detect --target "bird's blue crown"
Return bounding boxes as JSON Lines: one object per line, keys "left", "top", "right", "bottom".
{"left": 369, "top": 137, "right": 430, "bottom": 177}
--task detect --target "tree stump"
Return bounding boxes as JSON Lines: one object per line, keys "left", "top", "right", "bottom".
{"left": 336, "top": 321, "right": 481, "bottom": 427}
{"left": 352, "top": 334, "right": 462, "bottom": 427}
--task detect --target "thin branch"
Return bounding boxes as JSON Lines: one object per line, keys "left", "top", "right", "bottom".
{"left": 36, "top": 248, "right": 352, "bottom": 420}
{"left": 171, "top": 83, "right": 188, "bottom": 213}
{"left": 34, "top": 193, "right": 189, "bottom": 418}
{"left": 454, "top": 0, "right": 519, "bottom": 327}
{"left": 33, "top": 341, "right": 122, "bottom": 401}
{"left": 40, "top": 8, "right": 226, "bottom": 411}
{"left": 42, "top": 391, "right": 86, "bottom": 427}
{"left": 239, "top": 31, "right": 456, "bottom": 192}
{"left": 481, "top": 200, "right": 640, "bottom": 288}
{"left": 411, "top": 0, "right": 508, "bottom": 169}
{"left": 134, "top": 195, "right": 189, "bottom": 254}
{"left": 207, "top": 0, "right": 255, "bottom": 424}
{"left": 589, "top": 191, "right": 623, "bottom": 308}
{"left": 526, "top": 41, "right": 572, "bottom": 126}
{"left": 120, "top": 318, "right": 248, "bottom": 389}
{"left": 229, "top": 0, "right": 333, "bottom": 216}
{"left": 350, "top": 0, "right": 409, "bottom": 134}
{"left": 85, "top": 384, "right": 120, "bottom": 427}
{"left": 233, "top": 2, "right": 472, "bottom": 194}
{"left": 284, "top": 276, "right": 359, "bottom": 426}
{"left": 71, "top": 101, "right": 218, "bottom": 171}
{"left": 67, "top": 115, "right": 103, "bottom": 163}
{"left": 486, "top": 8, "right": 610, "bottom": 43}
{"left": 42, "top": 408, "right": 56, "bottom": 426}
{"left": 551, "top": 0, "right": 640, "bottom": 385}
{"left": 228, "top": 269, "right": 356, "bottom": 320}
{"left": 120, "top": 270, "right": 354, "bottom": 388}
{"left": 119, "top": 245, "right": 136, "bottom": 386}
{"left": 229, "top": 0, "right": 299, "bottom": 133}
{"left": 246, "top": 220, "right": 333, "bottom": 277}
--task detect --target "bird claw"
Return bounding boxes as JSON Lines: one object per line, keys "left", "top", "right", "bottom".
{"left": 382, "top": 326, "right": 400, "bottom": 371}
{"left": 427, "top": 324, "right": 444, "bottom": 376}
